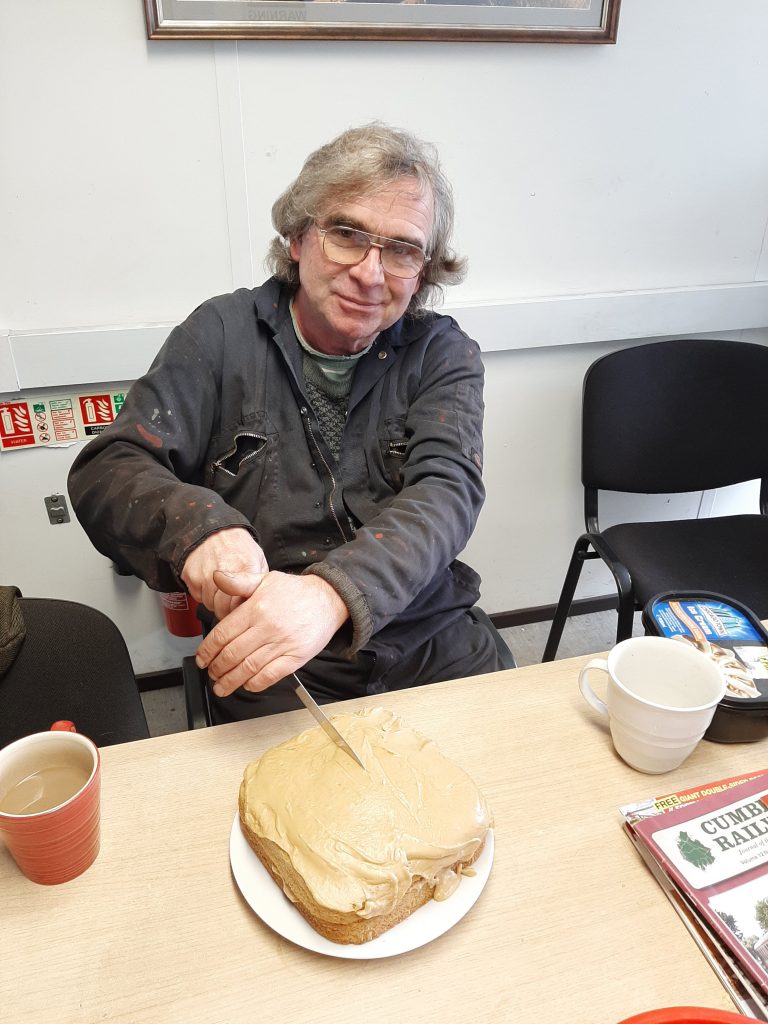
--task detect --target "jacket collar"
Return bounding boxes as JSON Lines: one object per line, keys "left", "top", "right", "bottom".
{"left": 253, "top": 276, "right": 294, "bottom": 335}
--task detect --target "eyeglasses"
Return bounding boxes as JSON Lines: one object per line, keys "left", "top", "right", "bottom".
{"left": 316, "top": 225, "right": 430, "bottom": 280}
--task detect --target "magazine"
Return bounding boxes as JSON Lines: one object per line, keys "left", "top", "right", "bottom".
{"left": 621, "top": 772, "right": 768, "bottom": 826}
{"left": 621, "top": 770, "right": 768, "bottom": 1020}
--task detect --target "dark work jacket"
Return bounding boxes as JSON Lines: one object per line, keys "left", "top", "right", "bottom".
{"left": 67, "top": 279, "right": 487, "bottom": 675}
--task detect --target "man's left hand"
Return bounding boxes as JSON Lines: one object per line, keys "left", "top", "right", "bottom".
{"left": 194, "top": 571, "right": 350, "bottom": 697}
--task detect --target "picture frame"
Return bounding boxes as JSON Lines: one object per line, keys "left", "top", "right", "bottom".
{"left": 144, "top": 0, "right": 621, "bottom": 44}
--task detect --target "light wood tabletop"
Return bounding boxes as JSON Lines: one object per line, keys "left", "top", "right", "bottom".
{"left": 2, "top": 654, "right": 766, "bottom": 1024}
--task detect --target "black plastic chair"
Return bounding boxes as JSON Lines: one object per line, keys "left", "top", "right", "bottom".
{"left": 0, "top": 596, "right": 150, "bottom": 748}
{"left": 542, "top": 338, "right": 768, "bottom": 662}
{"left": 184, "top": 605, "right": 515, "bottom": 728}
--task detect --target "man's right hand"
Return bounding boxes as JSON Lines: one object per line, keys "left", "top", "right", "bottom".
{"left": 180, "top": 528, "right": 268, "bottom": 621}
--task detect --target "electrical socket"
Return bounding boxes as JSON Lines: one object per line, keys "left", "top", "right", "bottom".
{"left": 45, "top": 494, "right": 70, "bottom": 525}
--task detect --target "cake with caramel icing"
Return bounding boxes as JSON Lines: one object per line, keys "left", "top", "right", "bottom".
{"left": 238, "top": 706, "right": 492, "bottom": 945}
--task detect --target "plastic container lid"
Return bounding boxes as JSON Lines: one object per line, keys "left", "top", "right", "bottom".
{"left": 642, "top": 591, "right": 768, "bottom": 742}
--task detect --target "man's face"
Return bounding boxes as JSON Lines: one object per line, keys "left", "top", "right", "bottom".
{"left": 289, "top": 177, "right": 434, "bottom": 356}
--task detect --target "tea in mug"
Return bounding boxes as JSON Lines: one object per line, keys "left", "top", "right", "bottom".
{"left": 0, "top": 760, "right": 91, "bottom": 815}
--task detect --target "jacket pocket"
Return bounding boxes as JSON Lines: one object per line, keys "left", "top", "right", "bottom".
{"left": 211, "top": 431, "right": 268, "bottom": 478}
{"left": 207, "top": 427, "right": 277, "bottom": 516}
{"left": 378, "top": 417, "right": 408, "bottom": 489}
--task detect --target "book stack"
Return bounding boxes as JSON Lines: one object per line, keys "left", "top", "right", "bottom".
{"left": 621, "top": 770, "right": 768, "bottom": 1021}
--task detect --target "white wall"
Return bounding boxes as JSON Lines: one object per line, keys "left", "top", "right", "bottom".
{"left": 2, "top": 0, "right": 767, "bottom": 672}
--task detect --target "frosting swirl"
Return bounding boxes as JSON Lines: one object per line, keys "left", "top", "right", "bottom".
{"left": 239, "top": 707, "right": 492, "bottom": 919}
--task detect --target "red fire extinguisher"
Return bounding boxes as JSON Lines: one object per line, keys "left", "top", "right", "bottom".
{"left": 160, "top": 591, "right": 202, "bottom": 637}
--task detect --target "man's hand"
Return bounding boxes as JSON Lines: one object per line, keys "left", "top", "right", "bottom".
{"left": 195, "top": 571, "right": 350, "bottom": 697}
{"left": 180, "top": 528, "right": 269, "bottom": 622}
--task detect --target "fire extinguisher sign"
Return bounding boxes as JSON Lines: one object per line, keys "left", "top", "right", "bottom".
{"left": 0, "top": 389, "right": 128, "bottom": 452}
{"left": 0, "top": 402, "right": 34, "bottom": 449}
{"left": 79, "top": 394, "right": 117, "bottom": 435}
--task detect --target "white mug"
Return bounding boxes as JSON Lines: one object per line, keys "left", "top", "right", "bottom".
{"left": 578, "top": 636, "right": 726, "bottom": 774}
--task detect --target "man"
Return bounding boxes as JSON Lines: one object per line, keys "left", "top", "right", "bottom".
{"left": 68, "top": 122, "right": 502, "bottom": 722}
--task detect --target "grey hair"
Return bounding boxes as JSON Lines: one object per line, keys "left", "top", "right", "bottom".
{"left": 266, "top": 122, "right": 467, "bottom": 313}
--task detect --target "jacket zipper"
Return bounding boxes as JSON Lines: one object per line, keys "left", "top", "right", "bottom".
{"left": 300, "top": 406, "right": 353, "bottom": 544}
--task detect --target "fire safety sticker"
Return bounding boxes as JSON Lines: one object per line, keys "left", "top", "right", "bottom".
{"left": 0, "top": 390, "right": 128, "bottom": 452}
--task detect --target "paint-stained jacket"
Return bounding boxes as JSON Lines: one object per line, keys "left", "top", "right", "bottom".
{"left": 67, "top": 279, "right": 486, "bottom": 672}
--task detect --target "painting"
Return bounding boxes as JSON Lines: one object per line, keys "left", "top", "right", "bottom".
{"left": 144, "top": 0, "right": 621, "bottom": 44}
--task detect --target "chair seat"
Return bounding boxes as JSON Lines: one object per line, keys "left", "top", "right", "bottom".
{"left": 603, "top": 514, "right": 768, "bottom": 617}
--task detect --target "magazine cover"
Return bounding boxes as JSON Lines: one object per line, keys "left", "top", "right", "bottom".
{"left": 632, "top": 771, "right": 768, "bottom": 995}
{"left": 621, "top": 771, "right": 768, "bottom": 826}
{"left": 624, "top": 828, "right": 768, "bottom": 1019}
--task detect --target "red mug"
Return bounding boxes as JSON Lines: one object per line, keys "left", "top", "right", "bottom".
{"left": 0, "top": 730, "right": 101, "bottom": 885}
{"left": 618, "top": 1008, "right": 749, "bottom": 1023}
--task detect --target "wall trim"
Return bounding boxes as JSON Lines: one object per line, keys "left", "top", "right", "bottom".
{"left": 0, "top": 330, "right": 13, "bottom": 393}
{"left": 490, "top": 594, "right": 618, "bottom": 629}
{"left": 0, "top": 323, "right": 173, "bottom": 393}
{"left": 445, "top": 280, "right": 768, "bottom": 353}
{"left": 1, "top": 280, "right": 767, "bottom": 393}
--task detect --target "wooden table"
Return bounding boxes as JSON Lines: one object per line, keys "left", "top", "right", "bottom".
{"left": 2, "top": 655, "right": 766, "bottom": 1024}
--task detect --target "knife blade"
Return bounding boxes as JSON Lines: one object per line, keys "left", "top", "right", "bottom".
{"left": 290, "top": 674, "right": 366, "bottom": 770}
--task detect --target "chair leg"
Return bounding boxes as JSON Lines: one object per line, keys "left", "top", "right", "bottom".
{"left": 183, "top": 656, "right": 213, "bottom": 729}
{"left": 614, "top": 585, "right": 636, "bottom": 645}
{"left": 542, "top": 536, "right": 591, "bottom": 662}
{"left": 585, "top": 537, "right": 635, "bottom": 649}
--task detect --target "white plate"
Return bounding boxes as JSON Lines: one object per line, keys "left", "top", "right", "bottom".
{"left": 229, "top": 815, "right": 494, "bottom": 959}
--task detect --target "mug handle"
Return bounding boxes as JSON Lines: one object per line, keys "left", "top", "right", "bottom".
{"left": 578, "top": 658, "right": 610, "bottom": 718}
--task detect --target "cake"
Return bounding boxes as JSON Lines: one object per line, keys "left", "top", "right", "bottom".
{"left": 238, "top": 706, "right": 492, "bottom": 944}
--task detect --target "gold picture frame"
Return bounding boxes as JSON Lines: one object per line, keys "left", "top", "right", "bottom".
{"left": 144, "top": 0, "right": 621, "bottom": 44}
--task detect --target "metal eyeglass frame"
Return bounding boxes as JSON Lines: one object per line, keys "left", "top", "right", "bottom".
{"left": 316, "top": 224, "right": 430, "bottom": 279}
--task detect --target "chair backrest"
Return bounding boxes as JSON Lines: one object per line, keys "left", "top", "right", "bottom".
{"left": 582, "top": 338, "right": 768, "bottom": 496}
{"left": 0, "top": 597, "right": 150, "bottom": 749}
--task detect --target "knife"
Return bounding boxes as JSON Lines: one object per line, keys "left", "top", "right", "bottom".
{"left": 290, "top": 674, "right": 366, "bottom": 770}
